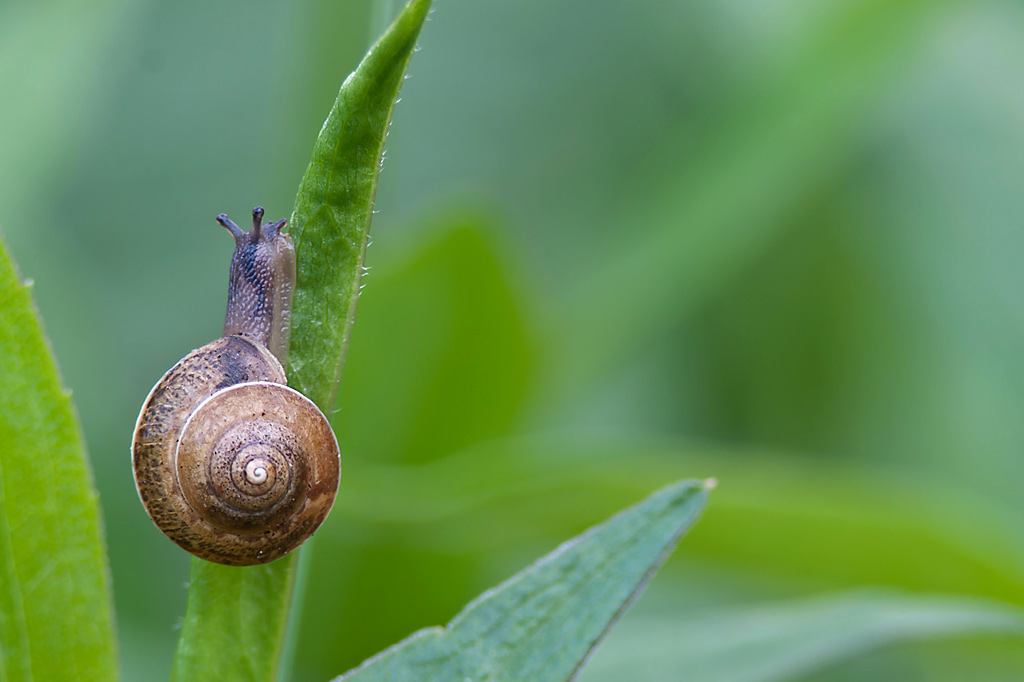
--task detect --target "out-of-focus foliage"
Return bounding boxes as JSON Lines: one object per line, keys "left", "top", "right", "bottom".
{"left": 580, "top": 590, "right": 1024, "bottom": 682}
{"left": 3, "top": 0, "right": 1024, "bottom": 679}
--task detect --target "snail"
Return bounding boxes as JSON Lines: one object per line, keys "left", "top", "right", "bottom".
{"left": 132, "top": 207, "right": 340, "bottom": 566}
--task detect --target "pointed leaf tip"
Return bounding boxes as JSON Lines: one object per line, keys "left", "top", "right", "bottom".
{"left": 337, "top": 479, "right": 709, "bottom": 682}
{"left": 287, "top": 0, "right": 435, "bottom": 412}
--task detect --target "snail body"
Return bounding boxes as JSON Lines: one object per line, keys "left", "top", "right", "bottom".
{"left": 132, "top": 208, "right": 340, "bottom": 566}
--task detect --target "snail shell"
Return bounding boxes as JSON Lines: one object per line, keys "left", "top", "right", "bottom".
{"left": 131, "top": 208, "right": 340, "bottom": 566}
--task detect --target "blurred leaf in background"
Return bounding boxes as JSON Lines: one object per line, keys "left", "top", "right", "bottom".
{"left": 579, "top": 590, "right": 1024, "bottom": 682}
{"left": 4, "top": 0, "right": 1024, "bottom": 679}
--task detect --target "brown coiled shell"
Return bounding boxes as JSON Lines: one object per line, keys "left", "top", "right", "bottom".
{"left": 131, "top": 335, "right": 340, "bottom": 565}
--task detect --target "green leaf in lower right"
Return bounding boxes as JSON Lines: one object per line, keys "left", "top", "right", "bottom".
{"left": 336, "top": 479, "right": 712, "bottom": 681}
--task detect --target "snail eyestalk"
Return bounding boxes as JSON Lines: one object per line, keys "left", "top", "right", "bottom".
{"left": 251, "top": 206, "right": 265, "bottom": 238}
{"left": 216, "top": 213, "right": 246, "bottom": 241}
{"left": 220, "top": 207, "right": 297, "bottom": 364}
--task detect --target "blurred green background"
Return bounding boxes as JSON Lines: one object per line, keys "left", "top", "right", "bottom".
{"left": 4, "top": 0, "right": 1024, "bottom": 679}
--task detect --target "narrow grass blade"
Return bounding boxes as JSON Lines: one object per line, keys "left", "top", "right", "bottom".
{"left": 336, "top": 480, "right": 711, "bottom": 682}
{"left": 0, "top": 233, "right": 117, "bottom": 680}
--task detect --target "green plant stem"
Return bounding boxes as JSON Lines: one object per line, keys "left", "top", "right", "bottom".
{"left": 278, "top": 539, "right": 315, "bottom": 680}
{"left": 172, "top": 556, "right": 299, "bottom": 681}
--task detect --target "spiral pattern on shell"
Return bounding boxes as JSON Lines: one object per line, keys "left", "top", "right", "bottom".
{"left": 132, "top": 335, "right": 340, "bottom": 565}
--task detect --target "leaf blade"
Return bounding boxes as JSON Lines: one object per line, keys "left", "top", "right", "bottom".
{"left": 170, "top": 1, "right": 432, "bottom": 680}
{"left": 0, "top": 234, "right": 117, "bottom": 680}
{"left": 289, "top": 0, "right": 433, "bottom": 411}
{"left": 336, "top": 480, "right": 711, "bottom": 682}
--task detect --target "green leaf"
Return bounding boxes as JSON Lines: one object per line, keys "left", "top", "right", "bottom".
{"left": 335, "top": 479, "right": 711, "bottom": 682}
{"left": 579, "top": 591, "right": 1024, "bottom": 682}
{"left": 288, "top": 0, "right": 433, "bottom": 412}
{"left": 0, "top": 234, "right": 116, "bottom": 680}
{"left": 170, "top": 1, "right": 432, "bottom": 680}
